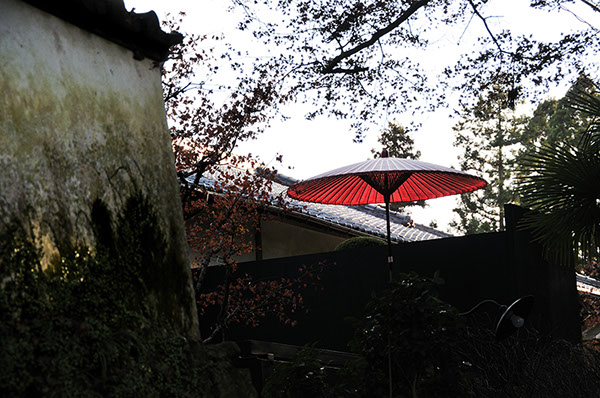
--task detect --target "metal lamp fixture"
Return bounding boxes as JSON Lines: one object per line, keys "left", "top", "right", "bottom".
{"left": 460, "top": 295, "right": 535, "bottom": 340}
{"left": 495, "top": 295, "right": 535, "bottom": 340}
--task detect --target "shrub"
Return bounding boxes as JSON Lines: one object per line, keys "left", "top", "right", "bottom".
{"left": 261, "top": 272, "right": 600, "bottom": 397}
{"left": 0, "top": 195, "right": 253, "bottom": 397}
{"left": 262, "top": 345, "right": 331, "bottom": 398}
{"left": 334, "top": 237, "right": 387, "bottom": 251}
{"left": 349, "top": 272, "right": 467, "bottom": 397}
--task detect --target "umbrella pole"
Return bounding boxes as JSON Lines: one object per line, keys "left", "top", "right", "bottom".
{"left": 385, "top": 196, "right": 393, "bottom": 282}
{"left": 385, "top": 195, "right": 393, "bottom": 398}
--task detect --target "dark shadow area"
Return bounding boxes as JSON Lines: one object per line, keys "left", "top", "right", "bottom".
{"left": 199, "top": 205, "right": 579, "bottom": 351}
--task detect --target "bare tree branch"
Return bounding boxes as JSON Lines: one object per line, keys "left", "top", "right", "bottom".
{"left": 322, "top": 0, "right": 430, "bottom": 74}
{"left": 327, "top": 67, "right": 369, "bottom": 74}
{"left": 580, "top": 0, "right": 600, "bottom": 14}
{"left": 559, "top": 2, "right": 600, "bottom": 32}
{"left": 202, "top": 307, "right": 239, "bottom": 344}
{"left": 467, "top": 0, "right": 510, "bottom": 56}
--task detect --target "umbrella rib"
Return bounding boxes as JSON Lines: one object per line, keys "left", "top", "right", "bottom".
{"left": 309, "top": 176, "right": 347, "bottom": 203}
{"left": 445, "top": 173, "right": 477, "bottom": 194}
{"left": 437, "top": 173, "right": 483, "bottom": 194}
{"left": 295, "top": 179, "right": 322, "bottom": 202}
{"left": 416, "top": 173, "right": 446, "bottom": 198}
{"left": 296, "top": 178, "right": 329, "bottom": 203}
{"left": 393, "top": 183, "right": 407, "bottom": 202}
{"left": 412, "top": 174, "right": 438, "bottom": 199}
{"left": 347, "top": 177, "right": 370, "bottom": 205}
{"left": 429, "top": 173, "right": 459, "bottom": 196}
{"left": 314, "top": 176, "right": 341, "bottom": 203}
{"left": 401, "top": 179, "right": 422, "bottom": 202}
{"left": 331, "top": 175, "right": 362, "bottom": 204}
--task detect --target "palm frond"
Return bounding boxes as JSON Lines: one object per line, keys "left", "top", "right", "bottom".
{"left": 519, "top": 82, "right": 600, "bottom": 264}
{"left": 566, "top": 82, "right": 600, "bottom": 117}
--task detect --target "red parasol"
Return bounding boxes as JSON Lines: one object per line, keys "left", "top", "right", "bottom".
{"left": 288, "top": 149, "right": 487, "bottom": 398}
{"left": 287, "top": 149, "right": 487, "bottom": 279}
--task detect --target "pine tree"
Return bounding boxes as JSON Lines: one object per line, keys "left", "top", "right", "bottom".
{"left": 372, "top": 122, "right": 425, "bottom": 214}
{"left": 451, "top": 79, "right": 527, "bottom": 234}
{"left": 372, "top": 122, "right": 421, "bottom": 160}
{"left": 451, "top": 75, "right": 596, "bottom": 235}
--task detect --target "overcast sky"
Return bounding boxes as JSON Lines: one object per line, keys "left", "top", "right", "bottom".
{"left": 124, "top": 0, "right": 595, "bottom": 231}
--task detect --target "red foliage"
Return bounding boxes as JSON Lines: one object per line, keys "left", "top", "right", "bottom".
{"left": 196, "top": 265, "right": 319, "bottom": 328}
{"left": 161, "top": 13, "right": 292, "bottom": 189}
{"left": 161, "top": 14, "right": 308, "bottom": 342}
{"left": 578, "top": 259, "right": 600, "bottom": 349}
{"left": 185, "top": 164, "right": 280, "bottom": 271}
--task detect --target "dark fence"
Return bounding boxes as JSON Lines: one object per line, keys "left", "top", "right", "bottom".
{"left": 199, "top": 205, "right": 579, "bottom": 351}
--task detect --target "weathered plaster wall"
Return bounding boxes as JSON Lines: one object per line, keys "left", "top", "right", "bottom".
{"left": 260, "top": 219, "right": 346, "bottom": 259}
{"left": 204, "top": 218, "right": 346, "bottom": 266}
{"left": 0, "top": 0, "right": 198, "bottom": 336}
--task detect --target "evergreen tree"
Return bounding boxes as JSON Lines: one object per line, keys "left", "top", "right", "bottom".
{"left": 451, "top": 79, "right": 527, "bottom": 234}
{"left": 518, "top": 75, "right": 595, "bottom": 161}
{"left": 372, "top": 122, "right": 421, "bottom": 160}
{"left": 372, "top": 122, "right": 425, "bottom": 214}
{"left": 451, "top": 75, "right": 596, "bottom": 235}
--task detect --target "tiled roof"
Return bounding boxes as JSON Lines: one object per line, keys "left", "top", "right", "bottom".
{"left": 187, "top": 169, "right": 453, "bottom": 243}
{"left": 273, "top": 181, "right": 452, "bottom": 243}
{"left": 23, "top": 0, "right": 183, "bottom": 61}
{"left": 577, "top": 273, "right": 600, "bottom": 297}
{"left": 187, "top": 168, "right": 600, "bottom": 295}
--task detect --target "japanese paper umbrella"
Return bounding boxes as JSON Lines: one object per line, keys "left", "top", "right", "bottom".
{"left": 287, "top": 149, "right": 487, "bottom": 280}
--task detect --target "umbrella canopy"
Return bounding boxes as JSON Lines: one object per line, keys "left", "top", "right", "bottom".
{"left": 287, "top": 151, "right": 487, "bottom": 398}
{"left": 287, "top": 155, "right": 487, "bottom": 205}
{"left": 287, "top": 150, "right": 487, "bottom": 280}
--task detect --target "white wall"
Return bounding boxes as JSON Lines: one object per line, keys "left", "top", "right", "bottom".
{"left": 260, "top": 219, "right": 347, "bottom": 260}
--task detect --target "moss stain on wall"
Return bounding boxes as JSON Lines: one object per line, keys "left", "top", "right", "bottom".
{"left": 0, "top": 204, "right": 256, "bottom": 397}
{"left": 0, "top": 0, "right": 197, "bottom": 337}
